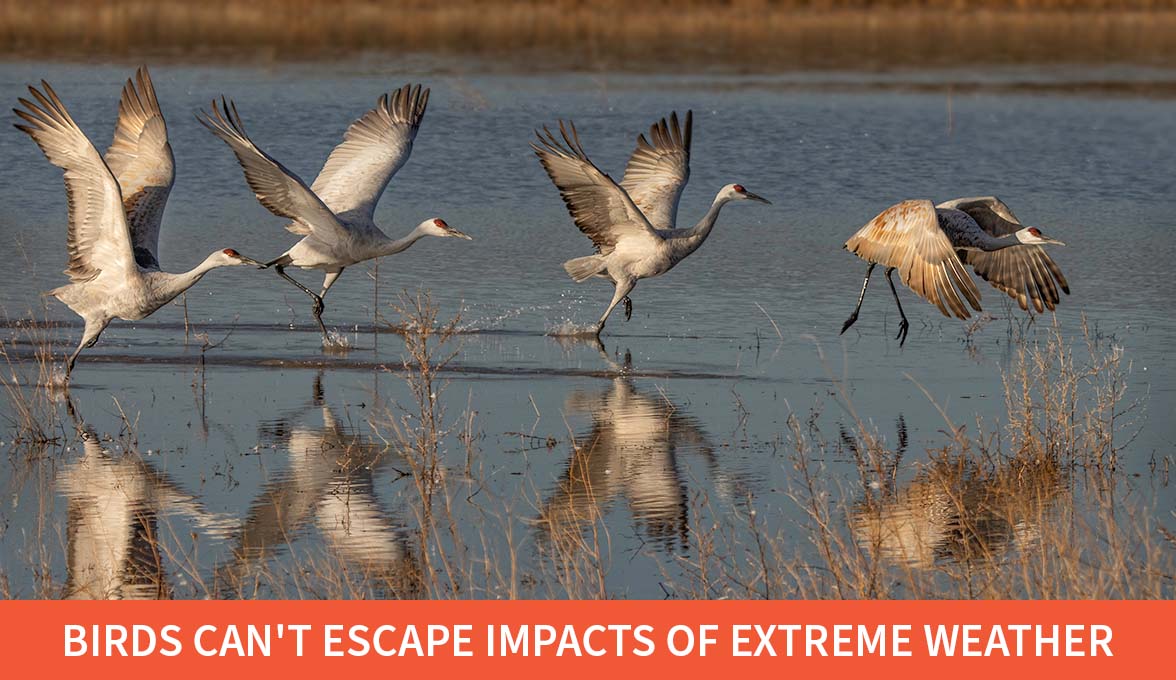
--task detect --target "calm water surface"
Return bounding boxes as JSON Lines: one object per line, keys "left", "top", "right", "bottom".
{"left": 0, "top": 61, "right": 1172, "bottom": 597}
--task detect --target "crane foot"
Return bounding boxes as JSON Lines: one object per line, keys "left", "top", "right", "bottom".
{"left": 840, "top": 313, "right": 858, "bottom": 335}
{"left": 896, "top": 319, "right": 910, "bottom": 347}
{"left": 623, "top": 297, "right": 632, "bottom": 321}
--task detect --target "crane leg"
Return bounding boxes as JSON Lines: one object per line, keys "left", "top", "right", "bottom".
{"left": 314, "top": 269, "right": 344, "bottom": 341}
{"left": 885, "top": 267, "right": 909, "bottom": 347}
{"left": 597, "top": 280, "right": 636, "bottom": 336}
{"left": 65, "top": 343, "right": 84, "bottom": 379}
{"left": 275, "top": 265, "right": 328, "bottom": 339}
{"left": 840, "top": 263, "right": 876, "bottom": 335}
{"left": 65, "top": 320, "right": 107, "bottom": 381}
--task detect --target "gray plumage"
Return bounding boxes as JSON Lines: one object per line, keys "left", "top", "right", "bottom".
{"left": 311, "top": 83, "right": 429, "bottom": 226}
{"left": 104, "top": 66, "right": 175, "bottom": 271}
{"left": 841, "top": 196, "right": 1068, "bottom": 345}
{"left": 197, "top": 85, "right": 470, "bottom": 343}
{"left": 937, "top": 196, "right": 1070, "bottom": 313}
{"left": 620, "top": 110, "right": 691, "bottom": 231}
{"left": 533, "top": 112, "right": 769, "bottom": 336}
{"left": 14, "top": 74, "right": 259, "bottom": 380}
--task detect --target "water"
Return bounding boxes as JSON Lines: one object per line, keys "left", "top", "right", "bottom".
{"left": 0, "top": 60, "right": 1172, "bottom": 598}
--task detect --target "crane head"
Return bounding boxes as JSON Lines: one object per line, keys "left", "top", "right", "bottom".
{"left": 1016, "top": 227, "right": 1065, "bottom": 246}
{"left": 215, "top": 248, "right": 263, "bottom": 266}
{"left": 420, "top": 218, "right": 473, "bottom": 240}
{"left": 722, "top": 183, "right": 771, "bottom": 204}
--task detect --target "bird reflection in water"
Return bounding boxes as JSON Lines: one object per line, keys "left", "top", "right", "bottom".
{"left": 214, "top": 372, "right": 419, "bottom": 597}
{"left": 849, "top": 418, "right": 1068, "bottom": 569}
{"left": 60, "top": 410, "right": 234, "bottom": 599}
{"left": 538, "top": 346, "right": 713, "bottom": 556}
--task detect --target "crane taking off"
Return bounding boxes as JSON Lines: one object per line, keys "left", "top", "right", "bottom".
{"left": 14, "top": 69, "right": 260, "bottom": 380}
{"left": 198, "top": 84, "right": 471, "bottom": 343}
{"left": 533, "top": 111, "right": 769, "bottom": 336}
{"left": 841, "top": 196, "right": 1069, "bottom": 346}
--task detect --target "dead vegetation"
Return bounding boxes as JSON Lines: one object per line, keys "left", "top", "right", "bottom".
{"left": 2, "top": 2, "right": 1176, "bottom": 69}
{"left": 664, "top": 317, "right": 1169, "bottom": 599}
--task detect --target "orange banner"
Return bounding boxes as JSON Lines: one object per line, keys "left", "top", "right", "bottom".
{"left": 0, "top": 600, "right": 1165, "bottom": 678}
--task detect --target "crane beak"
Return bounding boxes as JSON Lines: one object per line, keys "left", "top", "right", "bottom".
{"left": 237, "top": 255, "right": 264, "bottom": 266}
{"left": 745, "top": 191, "right": 771, "bottom": 205}
{"left": 447, "top": 228, "right": 473, "bottom": 240}
{"left": 1044, "top": 237, "right": 1066, "bottom": 246}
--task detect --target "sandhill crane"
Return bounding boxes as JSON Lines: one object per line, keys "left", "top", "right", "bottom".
{"left": 13, "top": 70, "right": 260, "bottom": 380}
{"left": 197, "top": 86, "right": 471, "bottom": 343}
{"left": 533, "top": 112, "right": 769, "bottom": 336}
{"left": 840, "top": 197, "right": 1069, "bottom": 346}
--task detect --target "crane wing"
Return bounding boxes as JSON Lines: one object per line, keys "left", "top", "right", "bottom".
{"left": 310, "top": 84, "right": 429, "bottom": 225}
{"left": 532, "top": 120, "right": 661, "bottom": 255}
{"left": 620, "top": 110, "right": 691, "bottom": 230}
{"left": 104, "top": 66, "right": 175, "bottom": 271}
{"left": 15, "top": 82, "right": 137, "bottom": 283}
{"left": 198, "top": 98, "right": 349, "bottom": 243}
{"left": 844, "top": 199, "right": 982, "bottom": 319}
{"left": 937, "top": 196, "right": 1070, "bottom": 313}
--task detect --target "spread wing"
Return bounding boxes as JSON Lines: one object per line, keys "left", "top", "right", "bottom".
{"left": 620, "top": 110, "right": 691, "bottom": 230}
{"left": 104, "top": 66, "right": 174, "bottom": 271}
{"left": 844, "top": 200, "right": 982, "bottom": 319}
{"left": 310, "top": 84, "right": 429, "bottom": 224}
{"left": 15, "top": 82, "right": 136, "bottom": 283}
{"left": 937, "top": 196, "right": 1070, "bottom": 313}
{"left": 197, "top": 98, "right": 349, "bottom": 243}
{"left": 532, "top": 120, "right": 661, "bottom": 255}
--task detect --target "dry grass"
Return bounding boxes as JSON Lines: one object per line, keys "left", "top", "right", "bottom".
{"left": 0, "top": 315, "right": 68, "bottom": 447}
{"left": 2, "top": 1, "right": 1176, "bottom": 68}
{"left": 664, "top": 317, "right": 1171, "bottom": 600}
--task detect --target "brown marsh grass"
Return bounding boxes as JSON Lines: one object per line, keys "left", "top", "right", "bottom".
{"left": 3, "top": 2, "right": 1176, "bottom": 69}
{"left": 666, "top": 318, "right": 1169, "bottom": 599}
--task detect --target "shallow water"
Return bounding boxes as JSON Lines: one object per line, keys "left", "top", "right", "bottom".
{"left": 0, "top": 61, "right": 1172, "bottom": 598}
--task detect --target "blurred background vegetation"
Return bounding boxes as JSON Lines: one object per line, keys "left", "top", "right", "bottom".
{"left": 2, "top": 0, "right": 1175, "bottom": 69}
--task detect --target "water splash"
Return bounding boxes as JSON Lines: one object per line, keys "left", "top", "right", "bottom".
{"left": 45, "top": 365, "right": 70, "bottom": 390}
{"left": 321, "top": 330, "right": 352, "bottom": 353}
{"left": 459, "top": 291, "right": 597, "bottom": 334}
{"left": 457, "top": 306, "right": 529, "bottom": 333}
{"left": 544, "top": 319, "right": 599, "bottom": 337}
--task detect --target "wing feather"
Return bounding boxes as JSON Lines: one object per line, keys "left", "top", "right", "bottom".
{"left": 104, "top": 66, "right": 174, "bottom": 270}
{"left": 532, "top": 120, "right": 661, "bottom": 254}
{"left": 197, "top": 98, "right": 348, "bottom": 242}
{"left": 14, "top": 81, "right": 136, "bottom": 283}
{"left": 937, "top": 196, "right": 1070, "bottom": 312}
{"left": 844, "top": 200, "right": 981, "bottom": 319}
{"left": 310, "top": 84, "right": 429, "bottom": 224}
{"left": 620, "top": 110, "right": 691, "bottom": 230}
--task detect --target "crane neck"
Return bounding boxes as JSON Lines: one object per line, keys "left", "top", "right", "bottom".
{"left": 942, "top": 208, "right": 1028, "bottom": 252}
{"left": 957, "top": 230, "right": 1024, "bottom": 252}
{"left": 151, "top": 254, "right": 233, "bottom": 307}
{"left": 979, "top": 233, "right": 1024, "bottom": 251}
{"left": 671, "top": 194, "right": 733, "bottom": 260}
{"left": 376, "top": 224, "right": 428, "bottom": 257}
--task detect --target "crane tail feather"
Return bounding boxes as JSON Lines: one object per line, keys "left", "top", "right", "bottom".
{"left": 563, "top": 255, "right": 606, "bottom": 283}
